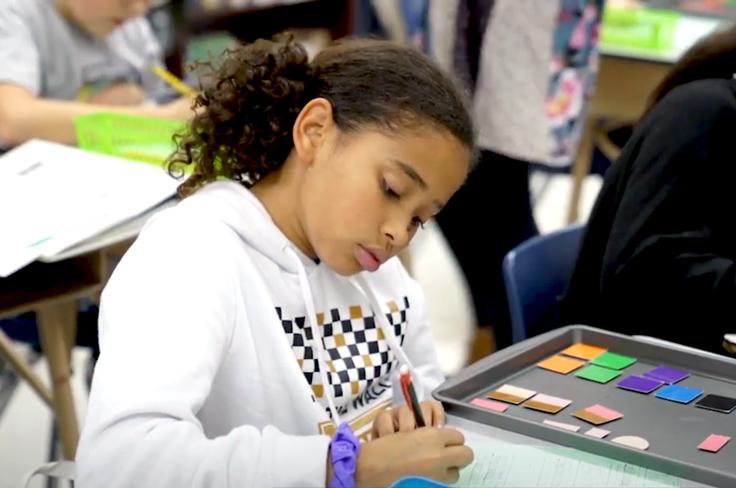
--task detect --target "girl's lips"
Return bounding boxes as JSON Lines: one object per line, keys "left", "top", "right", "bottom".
{"left": 355, "top": 245, "right": 381, "bottom": 272}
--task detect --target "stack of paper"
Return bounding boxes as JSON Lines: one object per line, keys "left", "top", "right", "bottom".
{"left": 0, "top": 139, "right": 180, "bottom": 277}
{"left": 458, "top": 430, "right": 683, "bottom": 487}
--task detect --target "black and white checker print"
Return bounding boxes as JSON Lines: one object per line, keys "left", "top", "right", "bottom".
{"left": 276, "top": 297, "right": 410, "bottom": 413}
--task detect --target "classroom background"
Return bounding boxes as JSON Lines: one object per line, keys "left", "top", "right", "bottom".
{"left": 1, "top": 0, "right": 734, "bottom": 486}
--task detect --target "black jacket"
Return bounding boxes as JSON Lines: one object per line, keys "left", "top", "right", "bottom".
{"left": 560, "top": 78, "right": 736, "bottom": 354}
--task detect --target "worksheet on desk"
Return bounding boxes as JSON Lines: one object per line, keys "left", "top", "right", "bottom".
{"left": 458, "top": 430, "right": 684, "bottom": 487}
{"left": 0, "top": 139, "right": 179, "bottom": 277}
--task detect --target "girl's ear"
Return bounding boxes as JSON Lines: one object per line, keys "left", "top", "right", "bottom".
{"left": 292, "top": 97, "right": 335, "bottom": 166}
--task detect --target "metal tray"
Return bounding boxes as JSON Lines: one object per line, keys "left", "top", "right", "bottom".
{"left": 434, "top": 326, "right": 736, "bottom": 487}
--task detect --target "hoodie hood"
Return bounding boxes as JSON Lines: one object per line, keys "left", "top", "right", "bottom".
{"left": 182, "top": 180, "right": 317, "bottom": 274}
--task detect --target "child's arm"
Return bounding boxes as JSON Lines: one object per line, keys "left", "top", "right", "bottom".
{"left": 0, "top": 83, "right": 190, "bottom": 146}
{"left": 87, "top": 82, "right": 147, "bottom": 106}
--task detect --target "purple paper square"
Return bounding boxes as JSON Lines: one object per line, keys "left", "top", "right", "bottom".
{"left": 616, "top": 375, "right": 664, "bottom": 394}
{"left": 644, "top": 366, "right": 689, "bottom": 384}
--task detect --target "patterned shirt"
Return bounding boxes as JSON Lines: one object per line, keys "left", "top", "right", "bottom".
{"left": 278, "top": 297, "right": 410, "bottom": 419}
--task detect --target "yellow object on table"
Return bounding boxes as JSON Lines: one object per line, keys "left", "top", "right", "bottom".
{"left": 150, "top": 65, "right": 197, "bottom": 98}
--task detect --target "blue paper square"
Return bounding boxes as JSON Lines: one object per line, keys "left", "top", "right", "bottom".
{"left": 655, "top": 385, "right": 704, "bottom": 404}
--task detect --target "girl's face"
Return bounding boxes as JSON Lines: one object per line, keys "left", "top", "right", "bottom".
{"left": 58, "top": 0, "right": 149, "bottom": 37}
{"left": 298, "top": 120, "right": 470, "bottom": 276}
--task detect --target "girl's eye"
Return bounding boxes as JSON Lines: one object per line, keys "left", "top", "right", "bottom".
{"left": 382, "top": 179, "right": 400, "bottom": 199}
{"left": 411, "top": 217, "right": 425, "bottom": 230}
{"left": 383, "top": 178, "right": 424, "bottom": 230}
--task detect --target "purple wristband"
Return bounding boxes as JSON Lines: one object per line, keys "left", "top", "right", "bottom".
{"left": 328, "top": 422, "right": 361, "bottom": 488}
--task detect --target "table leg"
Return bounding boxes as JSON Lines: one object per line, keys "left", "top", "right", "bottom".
{"left": 0, "top": 329, "right": 53, "bottom": 406}
{"left": 37, "top": 301, "right": 79, "bottom": 460}
{"left": 566, "top": 117, "right": 596, "bottom": 224}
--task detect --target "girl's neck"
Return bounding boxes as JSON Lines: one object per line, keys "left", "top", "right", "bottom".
{"left": 54, "top": 1, "right": 76, "bottom": 25}
{"left": 250, "top": 159, "right": 316, "bottom": 259}
{"left": 54, "top": 0, "right": 94, "bottom": 38}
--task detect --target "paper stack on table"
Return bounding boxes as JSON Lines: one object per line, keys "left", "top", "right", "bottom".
{"left": 0, "top": 139, "right": 180, "bottom": 277}
{"left": 458, "top": 430, "right": 685, "bottom": 487}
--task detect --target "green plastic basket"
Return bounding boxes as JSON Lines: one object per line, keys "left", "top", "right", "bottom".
{"left": 74, "top": 112, "right": 187, "bottom": 167}
{"left": 601, "top": 7, "right": 680, "bottom": 52}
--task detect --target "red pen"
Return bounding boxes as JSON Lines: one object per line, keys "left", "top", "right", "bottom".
{"left": 399, "top": 365, "right": 426, "bottom": 427}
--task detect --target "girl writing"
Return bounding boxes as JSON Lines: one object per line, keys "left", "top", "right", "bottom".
{"left": 77, "top": 36, "right": 475, "bottom": 487}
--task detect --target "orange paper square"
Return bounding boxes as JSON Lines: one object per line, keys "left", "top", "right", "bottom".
{"left": 537, "top": 355, "right": 586, "bottom": 374}
{"left": 561, "top": 343, "right": 608, "bottom": 360}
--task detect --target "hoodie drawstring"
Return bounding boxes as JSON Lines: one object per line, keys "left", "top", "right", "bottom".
{"left": 351, "top": 274, "right": 422, "bottom": 398}
{"left": 284, "top": 247, "right": 342, "bottom": 425}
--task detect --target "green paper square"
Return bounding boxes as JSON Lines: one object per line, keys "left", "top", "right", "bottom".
{"left": 591, "top": 352, "right": 637, "bottom": 370}
{"left": 575, "top": 365, "right": 622, "bottom": 384}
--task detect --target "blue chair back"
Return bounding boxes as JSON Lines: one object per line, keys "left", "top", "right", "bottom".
{"left": 502, "top": 224, "right": 585, "bottom": 344}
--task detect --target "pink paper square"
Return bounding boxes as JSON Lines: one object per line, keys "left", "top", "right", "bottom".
{"left": 587, "top": 404, "right": 624, "bottom": 421}
{"left": 471, "top": 397, "right": 509, "bottom": 413}
{"left": 698, "top": 434, "right": 731, "bottom": 453}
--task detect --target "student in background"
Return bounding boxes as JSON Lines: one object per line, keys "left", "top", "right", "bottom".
{"left": 77, "top": 37, "right": 475, "bottom": 486}
{"left": 429, "top": 0, "right": 604, "bottom": 355}
{"left": 0, "top": 0, "right": 190, "bottom": 146}
{"left": 560, "top": 25, "right": 736, "bottom": 354}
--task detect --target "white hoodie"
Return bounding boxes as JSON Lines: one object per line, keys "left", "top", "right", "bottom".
{"left": 76, "top": 181, "right": 445, "bottom": 487}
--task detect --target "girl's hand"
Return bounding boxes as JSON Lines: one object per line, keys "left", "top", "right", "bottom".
{"left": 372, "top": 400, "right": 445, "bottom": 438}
{"left": 356, "top": 427, "right": 473, "bottom": 487}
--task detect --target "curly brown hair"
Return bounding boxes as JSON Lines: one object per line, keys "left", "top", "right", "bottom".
{"left": 168, "top": 35, "right": 474, "bottom": 196}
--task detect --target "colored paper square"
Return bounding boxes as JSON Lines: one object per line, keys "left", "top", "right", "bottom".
{"left": 471, "top": 397, "right": 509, "bottom": 413}
{"left": 695, "top": 394, "right": 736, "bottom": 414}
{"left": 530, "top": 393, "right": 572, "bottom": 408}
{"left": 585, "top": 427, "right": 611, "bottom": 439}
{"left": 698, "top": 434, "right": 731, "bottom": 453}
{"left": 644, "top": 366, "right": 689, "bottom": 384}
{"left": 655, "top": 385, "right": 704, "bottom": 404}
{"left": 537, "top": 355, "right": 586, "bottom": 374}
{"left": 617, "top": 375, "right": 664, "bottom": 394}
{"left": 575, "top": 365, "right": 622, "bottom": 384}
{"left": 487, "top": 384, "right": 536, "bottom": 405}
{"left": 591, "top": 352, "right": 637, "bottom": 370}
{"left": 524, "top": 393, "right": 572, "bottom": 414}
{"left": 543, "top": 419, "right": 580, "bottom": 432}
{"left": 497, "top": 384, "right": 536, "bottom": 398}
{"left": 573, "top": 409, "right": 608, "bottom": 425}
{"left": 587, "top": 404, "right": 624, "bottom": 421}
{"left": 573, "top": 404, "right": 623, "bottom": 426}
{"left": 561, "top": 343, "right": 607, "bottom": 360}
